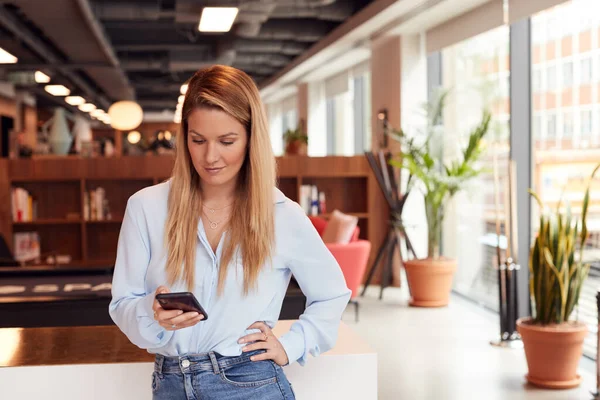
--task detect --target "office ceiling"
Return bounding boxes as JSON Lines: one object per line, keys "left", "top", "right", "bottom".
{"left": 0, "top": 0, "right": 374, "bottom": 115}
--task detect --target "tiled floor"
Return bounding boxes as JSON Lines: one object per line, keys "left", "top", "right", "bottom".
{"left": 342, "top": 284, "right": 597, "bottom": 400}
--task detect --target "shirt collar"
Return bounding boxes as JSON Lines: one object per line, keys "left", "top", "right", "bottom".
{"left": 274, "top": 187, "right": 286, "bottom": 204}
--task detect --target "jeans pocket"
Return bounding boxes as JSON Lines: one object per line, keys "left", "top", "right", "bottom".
{"left": 151, "top": 372, "right": 161, "bottom": 392}
{"left": 220, "top": 359, "right": 278, "bottom": 388}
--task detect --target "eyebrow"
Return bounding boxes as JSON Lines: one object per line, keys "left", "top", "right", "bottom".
{"left": 189, "top": 130, "right": 238, "bottom": 138}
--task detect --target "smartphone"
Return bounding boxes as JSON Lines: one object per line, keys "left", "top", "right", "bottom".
{"left": 155, "top": 292, "right": 209, "bottom": 321}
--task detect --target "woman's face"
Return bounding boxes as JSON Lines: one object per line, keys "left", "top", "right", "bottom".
{"left": 186, "top": 107, "right": 248, "bottom": 190}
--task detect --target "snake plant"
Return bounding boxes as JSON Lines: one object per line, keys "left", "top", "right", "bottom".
{"left": 529, "top": 162, "right": 600, "bottom": 325}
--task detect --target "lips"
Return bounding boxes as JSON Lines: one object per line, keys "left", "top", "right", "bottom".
{"left": 204, "top": 167, "right": 224, "bottom": 174}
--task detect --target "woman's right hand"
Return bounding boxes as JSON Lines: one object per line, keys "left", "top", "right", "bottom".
{"left": 152, "top": 286, "right": 204, "bottom": 331}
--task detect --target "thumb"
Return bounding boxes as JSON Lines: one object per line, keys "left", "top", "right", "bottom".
{"left": 155, "top": 286, "right": 170, "bottom": 295}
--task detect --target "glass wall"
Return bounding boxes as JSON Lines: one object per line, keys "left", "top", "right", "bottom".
{"left": 531, "top": 0, "right": 600, "bottom": 358}
{"left": 324, "top": 67, "right": 371, "bottom": 155}
{"left": 441, "top": 25, "right": 511, "bottom": 310}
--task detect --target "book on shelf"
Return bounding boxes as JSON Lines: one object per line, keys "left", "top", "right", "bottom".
{"left": 299, "top": 184, "right": 326, "bottom": 216}
{"left": 11, "top": 187, "right": 37, "bottom": 222}
{"left": 84, "top": 187, "right": 112, "bottom": 221}
{"left": 13, "top": 231, "right": 41, "bottom": 263}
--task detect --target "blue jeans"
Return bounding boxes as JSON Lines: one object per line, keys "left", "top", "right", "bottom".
{"left": 152, "top": 349, "right": 296, "bottom": 400}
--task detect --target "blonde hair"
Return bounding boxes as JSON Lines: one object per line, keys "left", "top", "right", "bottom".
{"left": 165, "top": 65, "right": 276, "bottom": 295}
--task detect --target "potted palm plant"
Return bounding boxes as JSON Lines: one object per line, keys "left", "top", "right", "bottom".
{"left": 283, "top": 119, "right": 308, "bottom": 156}
{"left": 389, "top": 90, "right": 491, "bottom": 307}
{"left": 517, "top": 162, "right": 600, "bottom": 389}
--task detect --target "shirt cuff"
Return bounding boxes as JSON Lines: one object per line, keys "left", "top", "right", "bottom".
{"left": 138, "top": 290, "right": 157, "bottom": 318}
{"left": 136, "top": 292, "right": 173, "bottom": 345}
{"left": 278, "top": 329, "right": 306, "bottom": 366}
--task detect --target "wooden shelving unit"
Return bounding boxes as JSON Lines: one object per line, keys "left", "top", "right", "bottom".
{"left": 0, "top": 155, "right": 388, "bottom": 275}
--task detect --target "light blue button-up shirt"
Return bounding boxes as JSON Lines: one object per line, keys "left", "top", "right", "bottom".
{"left": 109, "top": 180, "right": 351, "bottom": 366}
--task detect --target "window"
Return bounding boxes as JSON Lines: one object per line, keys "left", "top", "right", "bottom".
{"left": 323, "top": 66, "right": 371, "bottom": 155}
{"left": 546, "top": 113, "right": 557, "bottom": 139}
{"left": 547, "top": 65, "right": 557, "bottom": 91}
{"left": 282, "top": 109, "right": 297, "bottom": 134}
{"left": 532, "top": 0, "right": 600, "bottom": 360}
{"left": 533, "top": 114, "right": 542, "bottom": 136}
{"left": 326, "top": 98, "right": 335, "bottom": 155}
{"left": 580, "top": 56, "right": 592, "bottom": 85}
{"left": 532, "top": 68, "right": 542, "bottom": 93}
{"left": 267, "top": 103, "right": 284, "bottom": 156}
{"left": 441, "top": 25, "right": 510, "bottom": 310}
{"left": 562, "top": 111, "right": 573, "bottom": 138}
{"left": 562, "top": 61, "right": 574, "bottom": 88}
{"left": 581, "top": 110, "right": 592, "bottom": 138}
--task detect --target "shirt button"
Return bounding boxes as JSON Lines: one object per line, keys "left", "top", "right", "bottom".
{"left": 181, "top": 360, "right": 190, "bottom": 368}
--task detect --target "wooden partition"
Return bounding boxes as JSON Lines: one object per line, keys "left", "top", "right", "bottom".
{"left": 0, "top": 155, "right": 389, "bottom": 283}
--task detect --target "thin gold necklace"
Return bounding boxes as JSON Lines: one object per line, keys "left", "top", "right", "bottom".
{"left": 202, "top": 202, "right": 234, "bottom": 214}
{"left": 202, "top": 209, "right": 229, "bottom": 230}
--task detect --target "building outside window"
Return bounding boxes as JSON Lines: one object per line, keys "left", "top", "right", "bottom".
{"left": 531, "top": 0, "right": 600, "bottom": 358}
{"left": 441, "top": 25, "right": 510, "bottom": 310}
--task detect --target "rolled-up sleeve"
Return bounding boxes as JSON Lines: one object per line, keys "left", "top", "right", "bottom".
{"left": 278, "top": 203, "right": 352, "bottom": 366}
{"left": 108, "top": 196, "right": 173, "bottom": 349}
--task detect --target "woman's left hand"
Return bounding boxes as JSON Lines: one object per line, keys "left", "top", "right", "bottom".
{"left": 238, "top": 321, "right": 289, "bottom": 366}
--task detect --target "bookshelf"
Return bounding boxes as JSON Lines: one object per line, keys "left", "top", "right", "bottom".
{"left": 0, "top": 156, "right": 388, "bottom": 278}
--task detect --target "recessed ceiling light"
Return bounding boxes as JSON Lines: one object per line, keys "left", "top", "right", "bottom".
{"left": 90, "top": 109, "right": 105, "bottom": 117}
{"left": 199, "top": 7, "right": 238, "bottom": 32}
{"left": 0, "top": 47, "right": 17, "bottom": 64}
{"left": 34, "top": 71, "right": 51, "bottom": 83}
{"left": 65, "top": 96, "right": 86, "bottom": 106}
{"left": 45, "top": 85, "right": 71, "bottom": 97}
{"left": 180, "top": 84, "right": 188, "bottom": 95}
{"left": 78, "top": 103, "right": 96, "bottom": 112}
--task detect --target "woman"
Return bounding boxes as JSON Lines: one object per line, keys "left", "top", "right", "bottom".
{"left": 109, "top": 65, "right": 351, "bottom": 400}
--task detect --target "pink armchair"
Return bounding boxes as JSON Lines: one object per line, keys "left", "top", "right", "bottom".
{"left": 309, "top": 216, "right": 371, "bottom": 321}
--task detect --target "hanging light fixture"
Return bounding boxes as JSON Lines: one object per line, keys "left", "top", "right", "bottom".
{"left": 108, "top": 101, "right": 143, "bottom": 130}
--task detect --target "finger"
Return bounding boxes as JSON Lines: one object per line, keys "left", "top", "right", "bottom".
{"left": 247, "top": 321, "right": 270, "bottom": 334}
{"left": 238, "top": 332, "right": 270, "bottom": 344}
{"left": 159, "top": 314, "right": 203, "bottom": 330}
{"left": 166, "top": 312, "right": 203, "bottom": 326}
{"left": 249, "top": 351, "right": 272, "bottom": 362}
{"left": 174, "top": 315, "right": 204, "bottom": 329}
{"left": 152, "top": 286, "right": 170, "bottom": 312}
{"left": 155, "top": 286, "right": 170, "bottom": 295}
{"left": 242, "top": 341, "right": 270, "bottom": 353}
{"left": 155, "top": 309, "right": 183, "bottom": 321}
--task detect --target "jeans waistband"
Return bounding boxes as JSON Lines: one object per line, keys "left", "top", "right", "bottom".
{"left": 154, "top": 349, "right": 265, "bottom": 375}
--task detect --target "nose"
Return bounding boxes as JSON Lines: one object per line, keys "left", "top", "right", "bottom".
{"left": 205, "top": 141, "right": 220, "bottom": 164}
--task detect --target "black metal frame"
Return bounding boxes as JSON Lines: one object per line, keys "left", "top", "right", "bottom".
{"left": 360, "top": 150, "right": 417, "bottom": 300}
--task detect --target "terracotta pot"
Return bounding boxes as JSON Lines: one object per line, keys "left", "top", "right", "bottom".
{"left": 404, "top": 258, "right": 457, "bottom": 307}
{"left": 517, "top": 317, "right": 587, "bottom": 389}
{"left": 284, "top": 140, "right": 307, "bottom": 155}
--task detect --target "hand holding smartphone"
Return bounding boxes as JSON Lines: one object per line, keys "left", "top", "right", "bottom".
{"left": 155, "top": 292, "right": 209, "bottom": 321}
{"left": 152, "top": 287, "right": 208, "bottom": 330}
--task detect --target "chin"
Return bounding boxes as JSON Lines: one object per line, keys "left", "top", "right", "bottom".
{"left": 200, "top": 173, "right": 234, "bottom": 187}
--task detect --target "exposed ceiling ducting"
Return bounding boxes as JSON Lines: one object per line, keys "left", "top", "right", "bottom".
{"left": 0, "top": 0, "right": 374, "bottom": 113}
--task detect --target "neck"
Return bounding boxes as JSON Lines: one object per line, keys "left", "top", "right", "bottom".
{"left": 200, "top": 181, "right": 237, "bottom": 207}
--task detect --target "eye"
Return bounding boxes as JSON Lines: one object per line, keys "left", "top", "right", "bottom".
{"left": 192, "top": 139, "right": 205, "bottom": 144}
{"left": 221, "top": 141, "right": 234, "bottom": 146}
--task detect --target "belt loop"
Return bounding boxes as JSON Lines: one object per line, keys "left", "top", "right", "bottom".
{"left": 208, "top": 352, "right": 220, "bottom": 375}
{"left": 154, "top": 354, "right": 165, "bottom": 375}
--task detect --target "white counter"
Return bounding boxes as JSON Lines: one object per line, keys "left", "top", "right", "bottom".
{"left": 0, "top": 321, "right": 377, "bottom": 400}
